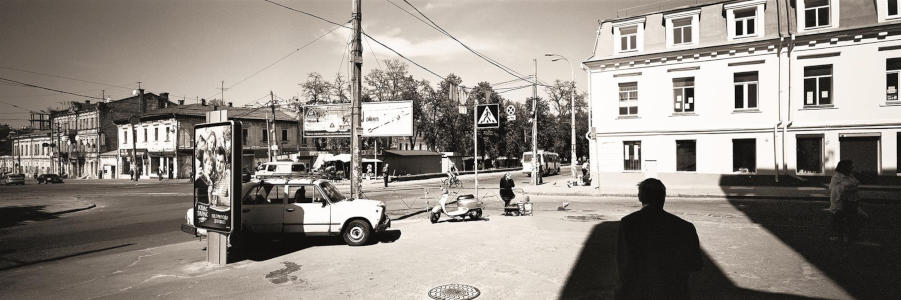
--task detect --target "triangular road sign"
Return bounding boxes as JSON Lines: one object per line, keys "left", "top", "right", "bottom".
{"left": 478, "top": 106, "right": 497, "bottom": 124}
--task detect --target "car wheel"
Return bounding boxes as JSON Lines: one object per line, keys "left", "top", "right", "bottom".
{"left": 343, "top": 219, "right": 372, "bottom": 246}
{"left": 430, "top": 212, "right": 440, "bottom": 224}
{"left": 470, "top": 209, "right": 482, "bottom": 220}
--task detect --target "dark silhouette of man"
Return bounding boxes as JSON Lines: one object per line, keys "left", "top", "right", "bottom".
{"left": 615, "top": 178, "right": 702, "bottom": 300}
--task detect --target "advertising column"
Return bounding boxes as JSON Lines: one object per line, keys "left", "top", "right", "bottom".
{"left": 193, "top": 121, "right": 242, "bottom": 241}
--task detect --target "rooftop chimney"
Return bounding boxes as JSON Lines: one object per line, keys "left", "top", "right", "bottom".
{"left": 178, "top": 99, "right": 184, "bottom": 105}
{"left": 228, "top": 102, "right": 233, "bottom": 107}
{"left": 85, "top": 100, "right": 91, "bottom": 104}
{"left": 138, "top": 89, "right": 145, "bottom": 114}
{"left": 201, "top": 99, "right": 207, "bottom": 106}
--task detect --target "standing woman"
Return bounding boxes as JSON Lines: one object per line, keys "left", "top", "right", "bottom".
{"left": 499, "top": 172, "right": 515, "bottom": 208}
{"left": 829, "top": 160, "right": 861, "bottom": 242}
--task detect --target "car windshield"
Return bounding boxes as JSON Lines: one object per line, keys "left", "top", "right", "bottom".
{"left": 318, "top": 182, "right": 347, "bottom": 202}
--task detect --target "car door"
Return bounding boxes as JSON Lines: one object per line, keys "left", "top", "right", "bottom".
{"left": 283, "top": 184, "right": 331, "bottom": 234}
{"left": 241, "top": 183, "right": 284, "bottom": 233}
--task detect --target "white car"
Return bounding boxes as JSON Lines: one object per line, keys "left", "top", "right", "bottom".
{"left": 252, "top": 161, "right": 308, "bottom": 180}
{"left": 183, "top": 178, "right": 390, "bottom": 246}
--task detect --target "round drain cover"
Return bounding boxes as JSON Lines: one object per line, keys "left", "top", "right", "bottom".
{"left": 428, "top": 283, "right": 480, "bottom": 300}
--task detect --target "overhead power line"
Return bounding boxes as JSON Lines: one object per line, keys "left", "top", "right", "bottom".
{"left": 0, "top": 76, "right": 103, "bottom": 100}
{"left": 0, "top": 66, "right": 133, "bottom": 90}
{"left": 263, "top": 0, "right": 446, "bottom": 81}
{"left": 399, "top": 0, "right": 539, "bottom": 84}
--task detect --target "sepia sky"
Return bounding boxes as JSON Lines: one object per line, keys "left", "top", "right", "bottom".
{"left": 0, "top": 0, "right": 657, "bottom": 127}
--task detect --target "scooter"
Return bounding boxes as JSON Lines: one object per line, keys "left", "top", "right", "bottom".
{"left": 430, "top": 189, "right": 484, "bottom": 223}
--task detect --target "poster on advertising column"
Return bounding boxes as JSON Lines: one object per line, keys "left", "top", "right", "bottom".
{"left": 193, "top": 121, "right": 241, "bottom": 233}
{"left": 303, "top": 101, "right": 413, "bottom": 137}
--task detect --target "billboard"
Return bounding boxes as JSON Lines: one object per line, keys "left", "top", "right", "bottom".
{"left": 303, "top": 101, "right": 413, "bottom": 137}
{"left": 193, "top": 121, "right": 241, "bottom": 233}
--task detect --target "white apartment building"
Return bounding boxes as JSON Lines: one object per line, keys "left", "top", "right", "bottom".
{"left": 584, "top": 0, "right": 901, "bottom": 182}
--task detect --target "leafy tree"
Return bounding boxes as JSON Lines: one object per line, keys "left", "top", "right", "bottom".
{"left": 300, "top": 72, "right": 333, "bottom": 104}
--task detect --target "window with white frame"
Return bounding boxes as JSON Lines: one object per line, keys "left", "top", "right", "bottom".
{"left": 804, "top": 0, "right": 831, "bottom": 28}
{"left": 886, "top": 58, "right": 901, "bottom": 101}
{"left": 803, "top": 65, "right": 832, "bottom": 106}
{"left": 620, "top": 26, "right": 638, "bottom": 52}
{"left": 734, "top": 72, "right": 759, "bottom": 109}
{"left": 618, "top": 82, "right": 638, "bottom": 116}
{"left": 673, "top": 77, "right": 695, "bottom": 113}
{"left": 889, "top": 0, "right": 900, "bottom": 18}
{"left": 733, "top": 8, "right": 757, "bottom": 38}
{"left": 672, "top": 17, "right": 693, "bottom": 45}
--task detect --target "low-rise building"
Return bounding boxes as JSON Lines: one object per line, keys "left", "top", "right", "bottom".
{"left": 9, "top": 130, "right": 53, "bottom": 176}
{"left": 114, "top": 100, "right": 300, "bottom": 179}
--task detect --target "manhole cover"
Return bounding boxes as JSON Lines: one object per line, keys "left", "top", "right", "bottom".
{"left": 564, "top": 214, "right": 606, "bottom": 222}
{"left": 428, "top": 283, "right": 480, "bottom": 300}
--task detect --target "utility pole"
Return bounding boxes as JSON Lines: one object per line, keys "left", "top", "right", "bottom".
{"left": 132, "top": 89, "right": 143, "bottom": 181}
{"left": 220, "top": 80, "right": 226, "bottom": 103}
{"left": 531, "top": 59, "right": 540, "bottom": 184}
{"left": 473, "top": 86, "right": 478, "bottom": 196}
{"left": 349, "top": 0, "right": 363, "bottom": 199}
{"left": 268, "top": 91, "right": 275, "bottom": 162}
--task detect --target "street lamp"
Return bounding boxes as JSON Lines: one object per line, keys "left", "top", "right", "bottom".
{"left": 545, "top": 53, "right": 578, "bottom": 183}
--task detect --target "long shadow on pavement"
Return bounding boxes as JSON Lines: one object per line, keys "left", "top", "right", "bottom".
{"left": 0, "top": 243, "right": 134, "bottom": 271}
{"left": 0, "top": 205, "right": 59, "bottom": 228}
{"left": 233, "top": 230, "right": 402, "bottom": 263}
{"left": 725, "top": 196, "right": 901, "bottom": 299}
{"left": 558, "top": 221, "right": 825, "bottom": 299}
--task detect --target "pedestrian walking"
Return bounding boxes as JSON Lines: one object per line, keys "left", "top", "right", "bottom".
{"left": 382, "top": 163, "right": 389, "bottom": 187}
{"left": 499, "top": 172, "right": 515, "bottom": 209}
{"left": 615, "top": 178, "right": 702, "bottom": 300}
{"left": 158, "top": 165, "right": 164, "bottom": 181}
{"left": 828, "top": 160, "right": 862, "bottom": 242}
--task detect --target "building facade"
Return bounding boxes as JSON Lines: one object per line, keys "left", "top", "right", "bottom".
{"left": 9, "top": 130, "right": 53, "bottom": 176}
{"left": 49, "top": 92, "right": 173, "bottom": 178}
{"left": 585, "top": 0, "right": 901, "bottom": 182}
{"left": 114, "top": 101, "right": 300, "bottom": 179}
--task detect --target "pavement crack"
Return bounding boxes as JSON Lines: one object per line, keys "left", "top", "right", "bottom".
{"left": 124, "top": 248, "right": 160, "bottom": 269}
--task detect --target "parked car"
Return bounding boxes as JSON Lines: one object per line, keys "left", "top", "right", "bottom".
{"left": 252, "top": 161, "right": 308, "bottom": 180}
{"left": 521, "top": 150, "right": 561, "bottom": 176}
{"left": 183, "top": 177, "right": 390, "bottom": 246}
{"left": 37, "top": 174, "right": 64, "bottom": 184}
{"left": 241, "top": 168, "right": 252, "bottom": 183}
{"left": 2, "top": 173, "right": 26, "bottom": 185}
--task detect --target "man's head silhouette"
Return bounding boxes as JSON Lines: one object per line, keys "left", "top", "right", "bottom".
{"left": 638, "top": 178, "right": 666, "bottom": 207}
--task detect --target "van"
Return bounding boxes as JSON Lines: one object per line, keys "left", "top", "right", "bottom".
{"left": 253, "top": 161, "right": 308, "bottom": 180}
{"left": 521, "top": 151, "right": 560, "bottom": 176}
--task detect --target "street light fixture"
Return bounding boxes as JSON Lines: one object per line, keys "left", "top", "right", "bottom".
{"left": 544, "top": 53, "right": 578, "bottom": 183}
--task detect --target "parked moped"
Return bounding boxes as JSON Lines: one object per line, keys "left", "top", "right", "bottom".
{"left": 430, "top": 189, "right": 484, "bottom": 223}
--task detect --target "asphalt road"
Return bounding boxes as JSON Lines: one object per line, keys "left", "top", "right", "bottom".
{"left": 0, "top": 169, "right": 554, "bottom": 272}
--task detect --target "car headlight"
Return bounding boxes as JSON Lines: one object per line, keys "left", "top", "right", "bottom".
{"left": 376, "top": 201, "right": 386, "bottom": 208}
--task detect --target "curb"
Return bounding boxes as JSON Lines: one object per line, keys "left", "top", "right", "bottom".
{"left": 49, "top": 203, "right": 97, "bottom": 215}
{"left": 519, "top": 190, "right": 898, "bottom": 204}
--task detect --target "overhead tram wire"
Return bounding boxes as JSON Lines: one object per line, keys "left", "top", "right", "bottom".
{"left": 263, "top": 0, "right": 446, "bottom": 81}
{"left": 203, "top": 22, "right": 348, "bottom": 102}
{"left": 399, "top": 0, "right": 543, "bottom": 85}
{"left": 0, "top": 76, "right": 104, "bottom": 100}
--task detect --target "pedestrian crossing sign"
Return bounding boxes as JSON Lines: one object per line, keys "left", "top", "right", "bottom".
{"left": 476, "top": 104, "right": 499, "bottom": 129}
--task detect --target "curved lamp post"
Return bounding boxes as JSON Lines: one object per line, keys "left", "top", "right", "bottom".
{"left": 545, "top": 53, "right": 578, "bottom": 183}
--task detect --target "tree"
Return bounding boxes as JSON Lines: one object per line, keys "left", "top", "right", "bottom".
{"left": 207, "top": 98, "right": 226, "bottom": 107}
{"left": 544, "top": 80, "right": 585, "bottom": 163}
{"left": 300, "top": 72, "right": 333, "bottom": 104}
{"left": 332, "top": 73, "right": 350, "bottom": 103}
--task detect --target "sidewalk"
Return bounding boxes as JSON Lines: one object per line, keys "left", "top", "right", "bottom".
{"left": 519, "top": 172, "right": 901, "bottom": 203}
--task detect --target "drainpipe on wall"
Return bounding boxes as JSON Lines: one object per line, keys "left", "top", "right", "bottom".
{"left": 773, "top": 121, "right": 782, "bottom": 182}
{"left": 782, "top": 121, "right": 793, "bottom": 173}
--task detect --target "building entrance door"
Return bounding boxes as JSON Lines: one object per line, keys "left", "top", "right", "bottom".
{"left": 839, "top": 135, "right": 880, "bottom": 177}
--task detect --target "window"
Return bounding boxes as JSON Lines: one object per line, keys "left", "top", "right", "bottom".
{"left": 672, "top": 17, "right": 693, "bottom": 45}
{"left": 165, "top": 127, "right": 170, "bottom": 141}
{"left": 143, "top": 128, "right": 148, "bottom": 142}
{"left": 287, "top": 185, "right": 314, "bottom": 204}
{"left": 804, "top": 0, "right": 831, "bottom": 28}
{"left": 803, "top": 65, "right": 832, "bottom": 106}
{"left": 891, "top": 0, "right": 900, "bottom": 17}
{"left": 623, "top": 141, "right": 641, "bottom": 171}
{"left": 797, "top": 136, "right": 823, "bottom": 174}
{"left": 734, "top": 8, "right": 757, "bottom": 38}
{"left": 620, "top": 26, "right": 638, "bottom": 52}
{"left": 676, "top": 140, "right": 696, "bottom": 171}
{"left": 618, "top": 82, "right": 638, "bottom": 116}
{"left": 887, "top": 58, "right": 901, "bottom": 101}
{"left": 242, "top": 128, "right": 248, "bottom": 145}
{"left": 673, "top": 77, "right": 695, "bottom": 113}
{"left": 123, "top": 130, "right": 128, "bottom": 144}
{"left": 154, "top": 128, "right": 159, "bottom": 141}
{"left": 732, "top": 139, "right": 757, "bottom": 172}
{"left": 281, "top": 129, "right": 288, "bottom": 143}
{"left": 262, "top": 129, "right": 268, "bottom": 142}
{"left": 734, "top": 72, "right": 759, "bottom": 109}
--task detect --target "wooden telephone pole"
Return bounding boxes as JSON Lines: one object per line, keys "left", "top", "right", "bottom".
{"left": 350, "top": 0, "right": 363, "bottom": 199}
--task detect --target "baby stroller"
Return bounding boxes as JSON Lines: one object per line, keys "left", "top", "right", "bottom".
{"left": 504, "top": 196, "right": 533, "bottom": 216}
